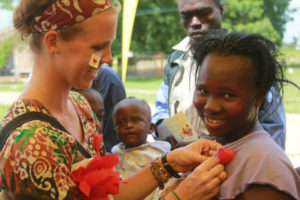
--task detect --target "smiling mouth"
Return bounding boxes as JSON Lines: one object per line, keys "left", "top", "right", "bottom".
{"left": 204, "top": 117, "right": 226, "bottom": 128}
{"left": 88, "top": 69, "right": 98, "bottom": 75}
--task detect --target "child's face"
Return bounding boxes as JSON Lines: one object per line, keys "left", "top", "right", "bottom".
{"left": 87, "top": 91, "right": 105, "bottom": 129}
{"left": 92, "top": 99, "right": 105, "bottom": 130}
{"left": 114, "top": 103, "right": 153, "bottom": 148}
{"left": 193, "top": 53, "right": 260, "bottom": 141}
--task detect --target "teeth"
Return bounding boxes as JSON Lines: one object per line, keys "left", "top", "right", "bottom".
{"left": 89, "top": 70, "right": 97, "bottom": 75}
{"left": 207, "top": 118, "right": 223, "bottom": 124}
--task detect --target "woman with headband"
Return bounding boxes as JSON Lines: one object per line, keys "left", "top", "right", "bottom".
{"left": 0, "top": 0, "right": 226, "bottom": 199}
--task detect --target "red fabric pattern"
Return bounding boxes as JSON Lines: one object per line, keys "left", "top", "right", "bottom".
{"left": 33, "top": 0, "right": 113, "bottom": 33}
{"left": 0, "top": 92, "right": 102, "bottom": 199}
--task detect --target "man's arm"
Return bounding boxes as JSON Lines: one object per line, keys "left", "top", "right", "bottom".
{"left": 151, "top": 82, "right": 170, "bottom": 140}
{"left": 151, "top": 50, "right": 183, "bottom": 125}
{"left": 151, "top": 50, "right": 183, "bottom": 140}
{"left": 152, "top": 82, "right": 170, "bottom": 125}
{"left": 258, "top": 87, "right": 286, "bottom": 150}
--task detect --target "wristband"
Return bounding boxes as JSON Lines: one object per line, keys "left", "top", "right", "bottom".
{"left": 161, "top": 153, "right": 180, "bottom": 178}
{"left": 150, "top": 158, "right": 171, "bottom": 190}
{"left": 172, "top": 190, "right": 181, "bottom": 200}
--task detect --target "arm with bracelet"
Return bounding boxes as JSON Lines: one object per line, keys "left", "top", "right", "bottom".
{"left": 113, "top": 139, "right": 227, "bottom": 200}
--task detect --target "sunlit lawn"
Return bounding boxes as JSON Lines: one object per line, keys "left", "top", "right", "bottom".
{"left": 124, "top": 77, "right": 162, "bottom": 91}
{"left": 282, "top": 48, "right": 300, "bottom": 113}
{"left": 124, "top": 78, "right": 162, "bottom": 104}
{"left": 0, "top": 81, "right": 25, "bottom": 119}
{"left": 283, "top": 64, "right": 300, "bottom": 113}
{"left": 0, "top": 105, "right": 9, "bottom": 120}
{"left": 0, "top": 81, "right": 26, "bottom": 92}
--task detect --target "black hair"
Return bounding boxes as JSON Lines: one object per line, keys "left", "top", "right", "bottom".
{"left": 71, "top": 87, "right": 103, "bottom": 106}
{"left": 112, "top": 97, "right": 152, "bottom": 124}
{"left": 190, "top": 31, "right": 299, "bottom": 113}
{"left": 213, "top": 0, "right": 222, "bottom": 7}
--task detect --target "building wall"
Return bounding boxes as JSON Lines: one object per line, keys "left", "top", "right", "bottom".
{"left": 13, "top": 43, "right": 34, "bottom": 77}
{"left": 117, "top": 53, "right": 167, "bottom": 79}
{"left": 0, "top": 28, "right": 34, "bottom": 78}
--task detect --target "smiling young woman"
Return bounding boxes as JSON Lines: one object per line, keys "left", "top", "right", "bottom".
{"left": 192, "top": 31, "right": 300, "bottom": 200}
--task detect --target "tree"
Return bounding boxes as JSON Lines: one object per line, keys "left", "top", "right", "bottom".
{"left": 112, "top": 0, "right": 185, "bottom": 57}
{"left": 292, "top": 36, "right": 299, "bottom": 48}
{"left": 0, "top": 0, "right": 16, "bottom": 10}
{"left": 223, "top": 0, "right": 282, "bottom": 45}
{"left": 112, "top": 0, "right": 293, "bottom": 56}
{"left": 0, "top": 35, "right": 16, "bottom": 69}
{"left": 0, "top": 0, "right": 294, "bottom": 57}
{"left": 262, "top": 0, "right": 294, "bottom": 45}
{"left": 0, "top": 0, "right": 17, "bottom": 69}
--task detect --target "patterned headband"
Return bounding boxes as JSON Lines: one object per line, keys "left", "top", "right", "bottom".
{"left": 33, "top": 0, "right": 113, "bottom": 33}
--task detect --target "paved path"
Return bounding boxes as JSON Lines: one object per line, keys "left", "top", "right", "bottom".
{"left": 285, "top": 113, "right": 300, "bottom": 167}
{"left": 0, "top": 92, "right": 20, "bottom": 105}
{"left": 0, "top": 92, "right": 299, "bottom": 167}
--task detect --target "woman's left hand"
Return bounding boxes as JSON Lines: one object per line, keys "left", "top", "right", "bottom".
{"left": 167, "top": 139, "right": 222, "bottom": 172}
{"left": 173, "top": 157, "right": 226, "bottom": 200}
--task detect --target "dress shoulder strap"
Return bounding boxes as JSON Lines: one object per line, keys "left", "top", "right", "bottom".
{"left": 0, "top": 112, "right": 91, "bottom": 158}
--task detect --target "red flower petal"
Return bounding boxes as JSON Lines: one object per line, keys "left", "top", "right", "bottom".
{"left": 218, "top": 148, "right": 235, "bottom": 164}
{"left": 79, "top": 180, "right": 91, "bottom": 197}
{"left": 72, "top": 153, "right": 123, "bottom": 199}
{"left": 93, "top": 134, "right": 103, "bottom": 155}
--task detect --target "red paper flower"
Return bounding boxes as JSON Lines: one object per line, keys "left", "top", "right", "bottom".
{"left": 217, "top": 148, "right": 235, "bottom": 164}
{"left": 72, "top": 134, "right": 125, "bottom": 200}
{"left": 93, "top": 134, "right": 103, "bottom": 156}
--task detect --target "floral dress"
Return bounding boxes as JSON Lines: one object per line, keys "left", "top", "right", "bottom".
{"left": 0, "top": 92, "right": 102, "bottom": 200}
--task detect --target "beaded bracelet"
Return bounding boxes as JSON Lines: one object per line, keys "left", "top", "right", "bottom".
{"left": 150, "top": 158, "right": 171, "bottom": 189}
{"left": 161, "top": 153, "right": 181, "bottom": 178}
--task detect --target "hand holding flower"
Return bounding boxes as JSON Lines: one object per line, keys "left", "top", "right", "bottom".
{"left": 71, "top": 134, "right": 124, "bottom": 200}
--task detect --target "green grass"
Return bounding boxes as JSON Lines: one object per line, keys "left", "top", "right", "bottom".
{"left": 0, "top": 105, "right": 10, "bottom": 120}
{"left": 282, "top": 48, "right": 300, "bottom": 113}
{"left": 124, "top": 78, "right": 163, "bottom": 91}
{"left": 281, "top": 48, "right": 300, "bottom": 64}
{"left": 124, "top": 78, "right": 162, "bottom": 105}
{"left": 283, "top": 65, "right": 300, "bottom": 113}
{"left": 0, "top": 81, "right": 26, "bottom": 92}
{"left": 125, "top": 92, "right": 158, "bottom": 105}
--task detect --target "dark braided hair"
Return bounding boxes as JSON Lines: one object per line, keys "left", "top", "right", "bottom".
{"left": 190, "top": 31, "right": 299, "bottom": 113}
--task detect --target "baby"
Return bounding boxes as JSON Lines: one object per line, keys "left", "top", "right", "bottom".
{"left": 112, "top": 97, "right": 171, "bottom": 200}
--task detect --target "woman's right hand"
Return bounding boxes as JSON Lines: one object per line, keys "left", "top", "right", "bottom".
{"left": 173, "top": 157, "right": 226, "bottom": 200}
{"left": 167, "top": 139, "right": 222, "bottom": 173}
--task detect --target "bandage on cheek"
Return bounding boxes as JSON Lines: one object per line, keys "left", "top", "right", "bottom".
{"left": 89, "top": 53, "right": 101, "bottom": 68}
